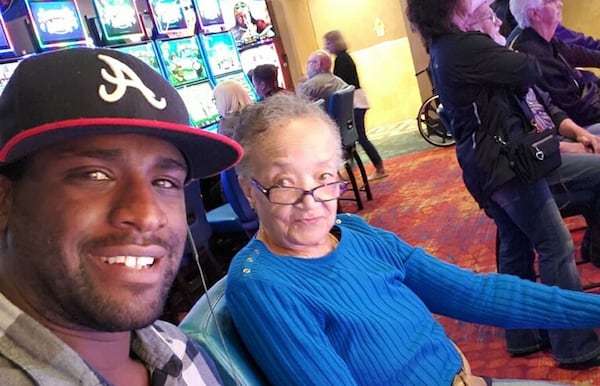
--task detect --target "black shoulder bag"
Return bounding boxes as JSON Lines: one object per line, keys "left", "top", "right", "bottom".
{"left": 497, "top": 93, "right": 561, "bottom": 183}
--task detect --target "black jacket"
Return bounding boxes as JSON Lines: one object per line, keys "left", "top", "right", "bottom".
{"left": 510, "top": 27, "right": 600, "bottom": 127}
{"left": 430, "top": 32, "right": 542, "bottom": 205}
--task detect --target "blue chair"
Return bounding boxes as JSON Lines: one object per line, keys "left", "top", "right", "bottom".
{"left": 179, "top": 277, "right": 269, "bottom": 386}
{"left": 206, "top": 168, "right": 259, "bottom": 238}
{"left": 327, "top": 85, "right": 372, "bottom": 210}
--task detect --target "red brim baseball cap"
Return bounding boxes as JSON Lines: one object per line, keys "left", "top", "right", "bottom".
{"left": 0, "top": 47, "right": 243, "bottom": 179}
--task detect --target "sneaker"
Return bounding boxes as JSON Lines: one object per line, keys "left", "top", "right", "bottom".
{"left": 368, "top": 170, "right": 388, "bottom": 181}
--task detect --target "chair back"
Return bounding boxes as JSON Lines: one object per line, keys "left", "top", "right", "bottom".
{"left": 327, "top": 85, "right": 357, "bottom": 148}
{"left": 220, "top": 168, "right": 259, "bottom": 231}
{"left": 179, "top": 277, "right": 269, "bottom": 386}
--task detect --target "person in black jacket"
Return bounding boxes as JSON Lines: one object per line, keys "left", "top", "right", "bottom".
{"left": 323, "top": 30, "right": 387, "bottom": 181}
{"left": 509, "top": 0, "right": 600, "bottom": 130}
{"left": 493, "top": 0, "right": 600, "bottom": 51}
{"left": 407, "top": 0, "right": 600, "bottom": 369}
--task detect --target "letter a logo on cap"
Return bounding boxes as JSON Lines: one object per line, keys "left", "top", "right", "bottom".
{"left": 97, "top": 54, "right": 167, "bottom": 110}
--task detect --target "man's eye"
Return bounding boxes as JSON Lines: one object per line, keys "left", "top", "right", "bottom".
{"left": 155, "top": 179, "right": 180, "bottom": 189}
{"left": 87, "top": 171, "right": 110, "bottom": 181}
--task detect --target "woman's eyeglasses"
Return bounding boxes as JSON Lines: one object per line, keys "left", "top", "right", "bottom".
{"left": 467, "top": 13, "right": 499, "bottom": 27}
{"left": 250, "top": 178, "right": 347, "bottom": 205}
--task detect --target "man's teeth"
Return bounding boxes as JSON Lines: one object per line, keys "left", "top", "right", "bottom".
{"left": 100, "top": 256, "right": 155, "bottom": 269}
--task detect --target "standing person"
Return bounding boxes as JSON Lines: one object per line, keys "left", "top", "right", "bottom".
{"left": 0, "top": 47, "right": 243, "bottom": 385}
{"left": 223, "top": 93, "right": 600, "bottom": 385}
{"left": 324, "top": 30, "right": 387, "bottom": 180}
{"left": 407, "top": 0, "right": 600, "bottom": 368}
{"left": 250, "top": 63, "right": 286, "bottom": 100}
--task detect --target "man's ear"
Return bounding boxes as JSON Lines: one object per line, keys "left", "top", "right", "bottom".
{"left": 0, "top": 176, "right": 13, "bottom": 232}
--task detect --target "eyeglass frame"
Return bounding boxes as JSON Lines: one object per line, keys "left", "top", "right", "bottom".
{"left": 467, "top": 12, "right": 499, "bottom": 27}
{"left": 250, "top": 178, "right": 348, "bottom": 205}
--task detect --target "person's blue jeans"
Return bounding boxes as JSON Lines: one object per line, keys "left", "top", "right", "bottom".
{"left": 487, "top": 156, "right": 600, "bottom": 363}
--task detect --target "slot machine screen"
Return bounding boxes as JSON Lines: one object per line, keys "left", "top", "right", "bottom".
{"left": 177, "top": 81, "right": 220, "bottom": 128}
{"left": 93, "top": 0, "right": 145, "bottom": 43}
{"left": 0, "top": 60, "right": 19, "bottom": 96}
{"left": 113, "top": 41, "right": 164, "bottom": 75}
{"left": 220, "top": 0, "right": 274, "bottom": 49}
{"left": 215, "top": 71, "right": 256, "bottom": 102}
{"left": 146, "top": 0, "right": 188, "bottom": 37}
{"left": 198, "top": 31, "right": 241, "bottom": 77}
{"left": 25, "top": 0, "right": 88, "bottom": 50}
{"left": 156, "top": 36, "right": 208, "bottom": 87}
{"left": 193, "top": 0, "right": 224, "bottom": 33}
{"left": 0, "top": 15, "right": 14, "bottom": 55}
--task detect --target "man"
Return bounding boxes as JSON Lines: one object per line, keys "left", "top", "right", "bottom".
{"left": 251, "top": 63, "right": 285, "bottom": 100}
{"left": 494, "top": 0, "right": 600, "bottom": 49}
{"left": 295, "top": 50, "right": 348, "bottom": 103}
{"left": 0, "top": 47, "right": 243, "bottom": 385}
{"left": 509, "top": 0, "right": 600, "bottom": 129}
{"left": 296, "top": 50, "right": 387, "bottom": 181}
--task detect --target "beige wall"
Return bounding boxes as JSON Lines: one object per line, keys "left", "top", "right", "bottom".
{"left": 562, "top": 1, "right": 600, "bottom": 38}
{"left": 270, "top": 0, "right": 422, "bottom": 129}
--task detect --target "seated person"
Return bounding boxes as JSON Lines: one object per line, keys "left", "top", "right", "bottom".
{"left": 509, "top": 0, "right": 600, "bottom": 131}
{"left": 251, "top": 64, "right": 286, "bottom": 100}
{"left": 224, "top": 93, "right": 600, "bottom": 385}
{"left": 296, "top": 50, "right": 387, "bottom": 180}
{"left": 493, "top": 0, "right": 600, "bottom": 50}
{"left": 410, "top": 0, "right": 600, "bottom": 365}
{"left": 295, "top": 50, "right": 348, "bottom": 102}
{"left": 466, "top": 0, "right": 600, "bottom": 356}
{"left": 0, "top": 47, "right": 243, "bottom": 384}
{"left": 213, "top": 80, "right": 253, "bottom": 138}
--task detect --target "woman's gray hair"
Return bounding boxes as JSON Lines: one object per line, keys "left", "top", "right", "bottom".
{"left": 509, "top": 0, "right": 543, "bottom": 29}
{"left": 232, "top": 93, "right": 343, "bottom": 178}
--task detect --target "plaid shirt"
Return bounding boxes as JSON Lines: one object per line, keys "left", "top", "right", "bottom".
{"left": 0, "top": 293, "right": 221, "bottom": 385}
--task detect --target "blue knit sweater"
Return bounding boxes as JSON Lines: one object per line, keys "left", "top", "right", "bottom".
{"left": 226, "top": 214, "right": 600, "bottom": 385}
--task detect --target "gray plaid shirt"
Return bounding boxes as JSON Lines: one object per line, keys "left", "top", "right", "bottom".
{"left": 0, "top": 293, "right": 221, "bottom": 385}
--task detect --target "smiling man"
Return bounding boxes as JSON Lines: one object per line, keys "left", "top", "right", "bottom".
{"left": 0, "top": 47, "right": 242, "bottom": 385}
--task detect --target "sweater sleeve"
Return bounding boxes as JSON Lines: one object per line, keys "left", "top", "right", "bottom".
{"left": 226, "top": 274, "right": 359, "bottom": 386}
{"left": 401, "top": 246, "right": 600, "bottom": 329}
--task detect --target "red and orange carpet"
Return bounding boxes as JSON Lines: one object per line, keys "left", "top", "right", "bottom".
{"left": 340, "top": 146, "right": 600, "bottom": 384}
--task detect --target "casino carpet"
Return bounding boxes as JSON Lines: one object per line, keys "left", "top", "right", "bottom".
{"left": 340, "top": 145, "right": 600, "bottom": 384}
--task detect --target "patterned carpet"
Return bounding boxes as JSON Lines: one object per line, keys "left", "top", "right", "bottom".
{"left": 339, "top": 146, "right": 600, "bottom": 384}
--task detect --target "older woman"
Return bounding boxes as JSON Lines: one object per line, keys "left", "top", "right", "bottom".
{"left": 407, "top": 0, "right": 600, "bottom": 369}
{"left": 224, "top": 92, "right": 600, "bottom": 385}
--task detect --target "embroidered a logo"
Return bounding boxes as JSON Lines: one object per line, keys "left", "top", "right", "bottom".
{"left": 97, "top": 54, "right": 167, "bottom": 110}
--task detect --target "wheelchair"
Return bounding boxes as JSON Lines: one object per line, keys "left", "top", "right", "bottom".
{"left": 415, "top": 67, "right": 455, "bottom": 147}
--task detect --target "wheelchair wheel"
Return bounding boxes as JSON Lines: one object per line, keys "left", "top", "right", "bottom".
{"left": 416, "top": 94, "right": 455, "bottom": 147}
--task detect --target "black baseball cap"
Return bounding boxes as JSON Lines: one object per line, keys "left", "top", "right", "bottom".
{"left": 0, "top": 47, "right": 243, "bottom": 179}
